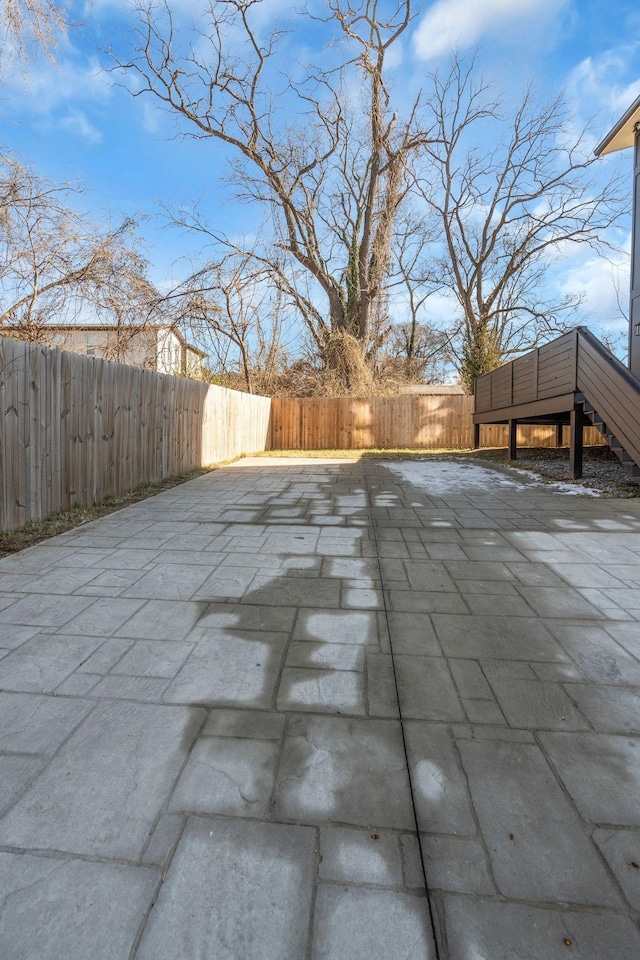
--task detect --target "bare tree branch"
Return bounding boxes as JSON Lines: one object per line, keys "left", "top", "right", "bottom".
{"left": 0, "top": 151, "right": 165, "bottom": 343}
{"left": 0, "top": 0, "right": 70, "bottom": 71}
{"left": 116, "top": 0, "right": 431, "bottom": 383}
{"left": 419, "top": 52, "right": 626, "bottom": 392}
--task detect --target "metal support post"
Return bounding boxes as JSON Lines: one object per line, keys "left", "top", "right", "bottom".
{"left": 570, "top": 405, "right": 584, "bottom": 480}
{"left": 509, "top": 419, "right": 518, "bottom": 460}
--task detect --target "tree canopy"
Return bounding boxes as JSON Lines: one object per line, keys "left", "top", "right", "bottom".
{"left": 117, "top": 2, "right": 625, "bottom": 391}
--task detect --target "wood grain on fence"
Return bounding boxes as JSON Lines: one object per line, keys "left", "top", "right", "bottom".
{"left": 0, "top": 337, "right": 272, "bottom": 532}
{"left": 269, "top": 395, "right": 604, "bottom": 451}
{"left": 0, "top": 335, "right": 606, "bottom": 533}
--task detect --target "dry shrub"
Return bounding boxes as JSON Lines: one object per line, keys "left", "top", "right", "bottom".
{"left": 216, "top": 364, "right": 420, "bottom": 398}
{"left": 212, "top": 331, "right": 449, "bottom": 398}
{"left": 320, "top": 331, "right": 374, "bottom": 394}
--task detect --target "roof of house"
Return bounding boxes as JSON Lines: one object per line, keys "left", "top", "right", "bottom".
{"left": 594, "top": 94, "right": 640, "bottom": 156}
{"left": 43, "top": 323, "right": 207, "bottom": 358}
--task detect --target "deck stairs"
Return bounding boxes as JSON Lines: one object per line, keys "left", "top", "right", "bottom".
{"left": 474, "top": 327, "right": 640, "bottom": 480}
{"left": 580, "top": 400, "right": 640, "bottom": 477}
{"left": 575, "top": 328, "right": 640, "bottom": 478}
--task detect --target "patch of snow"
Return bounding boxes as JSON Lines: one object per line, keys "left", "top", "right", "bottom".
{"left": 508, "top": 466, "right": 602, "bottom": 497}
{"left": 383, "top": 459, "right": 602, "bottom": 498}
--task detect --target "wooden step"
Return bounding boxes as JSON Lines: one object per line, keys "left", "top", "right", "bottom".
{"left": 609, "top": 444, "right": 640, "bottom": 477}
{"left": 585, "top": 411, "right": 605, "bottom": 429}
{"left": 583, "top": 402, "right": 597, "bottom": 416}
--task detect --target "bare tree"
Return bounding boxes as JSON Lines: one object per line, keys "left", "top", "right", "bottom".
{"left": 382, "top": 208, "right": 449, "bottom": 378}
{"left": 420, "top": 54, "right": 626, "bottom": 393}
{"left": 118, "top": 0, "right": 430, "bottom": 383}
{"left": 0, "top": 0, "right": 69, "bottom": 71}
{"left": 385, "top": 321, "right": 449, "bottom": 382}
{"left": 169, "top": 250, "right": 287, "bottom": 394}
{"left": 0, "top": 151, "right": 163, "bottom": 341}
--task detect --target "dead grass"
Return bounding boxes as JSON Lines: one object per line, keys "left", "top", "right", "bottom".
{"left": 0, "top": 466, "right": 214, "bottom": 559}
{"left": 258, "top": 448, "right": 473, "bottom": 460}
{"left": 4, "top": 444, "right": 636, "bottom": 560}
{"left": 469, "top": 445, "right": 640, "bottom": 498}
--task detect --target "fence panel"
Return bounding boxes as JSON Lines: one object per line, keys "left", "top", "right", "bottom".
{"left": 0, "top": 335, "right": 606, "bottom": 534}
{"left": 268, "top": 395, "right": 603, "bottom": 451}
{"left": 0, "top": 337, "right": 272, "bottom": 532}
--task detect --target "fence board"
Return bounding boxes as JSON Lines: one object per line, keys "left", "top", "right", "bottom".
{"left": 268, "top": 395, "right": 603, "bottom": 452}
{"left": 0, "top": 337, "right": 272, "bottom": 533}
{"left": 0, "top": 333, "right": 606, "bottom": 534}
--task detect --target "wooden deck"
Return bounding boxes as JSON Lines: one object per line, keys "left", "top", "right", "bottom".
{"left": 473, "top": 328, "right": 640, "bottom": 480}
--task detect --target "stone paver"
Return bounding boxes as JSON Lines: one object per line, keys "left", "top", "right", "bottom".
{"left": 136, "top": 817, "right": 316, "bottom": 960}
{"left": 311, "top": 885, "right": 436, "bottom": 960}
{"left": 2, "top": 455, "right": 640, "bottom": 957}
{"left": 0, "top": 700, "right": 205, "bottom": 857}
{"left": 272, "top": 713, "right": 415, "bottom": 828}
{"left": 0, "top": 852, "right": 159, "bottom": 960}
{"left": 444, "top": 896, "right": 640, "bottom": 960}
{"left": 169, "top": 736, "right": 280, "bottom": 817}
{"left": 458, "top": 738, "right": 618, "bottom": 903}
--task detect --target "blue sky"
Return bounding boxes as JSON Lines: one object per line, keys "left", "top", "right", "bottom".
{"left": 2, "top": 0, "right": 640, "bottom": 344}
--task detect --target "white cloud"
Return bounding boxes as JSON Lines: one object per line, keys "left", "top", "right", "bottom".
{"left": 6, "top": 53, "right": 111, "bottom": 114}
{"left": 58, "top": 110, "right": 103, "bottom": 144}
{"left": 389, "top": 286, "right": 460, "bottom": 330}
{"left": 557, "top": 236, "right": 631, "bottom": 331}
{"left": 561, "top": 46, "right": 640, "bottom": 164}
{"left": 413, "top": 0, "right": 570, "bottom": 62}
{"left": 141, "top": 100, "right": 165, "bottom": 136}
{"left": 566, "top": 47, "right": 640, "bottom": 117}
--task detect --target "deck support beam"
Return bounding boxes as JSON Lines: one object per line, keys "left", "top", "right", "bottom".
{"left": 473, "top": 422, "right": 480, "bottom": 449}
{"left": 509, "top": 419, "right": 518, "bottom": 460}
{"left": 570, "top": 405, "right": 585, "bottom": 480}
{"left": 555, "top": 423, "right": 564, "bottom": 447}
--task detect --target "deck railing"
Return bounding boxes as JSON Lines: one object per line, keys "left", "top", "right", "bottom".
{"left": 474, "top": 327, "right": 640, "bottom": 468}
{"left": 576, "top": 328, "right": 640, "bottom": 467}
{"left": 475, "top": 331, "right": 578, "bottom": 413}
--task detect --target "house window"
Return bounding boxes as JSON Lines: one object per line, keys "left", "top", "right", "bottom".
{"left": 52, "top": 334, "right": 65, "bottom": 346}
{"left": 85, "top": 334, "right": 97, "bottom": 357}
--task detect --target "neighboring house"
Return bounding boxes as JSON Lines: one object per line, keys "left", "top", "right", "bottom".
{"left": 41, "top": 324, "right": 207, "bottom": 377}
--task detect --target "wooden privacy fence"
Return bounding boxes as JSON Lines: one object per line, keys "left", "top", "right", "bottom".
{"left": 269, "top": 395, "right": 604, "bottom": 450}
{"left": 0, "top": 337, "right": 271, "bottom": 532}
{"left": 0, "top": 335, "right": 606, "bottom": 532}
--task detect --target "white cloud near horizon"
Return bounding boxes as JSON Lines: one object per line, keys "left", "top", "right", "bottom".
{"left": 413, "top": 0, "right": 570, "bottom": 61}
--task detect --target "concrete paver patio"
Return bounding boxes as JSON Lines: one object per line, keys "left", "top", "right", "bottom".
{"left": 1, "top": 455, "right": 640, "bottom": 958}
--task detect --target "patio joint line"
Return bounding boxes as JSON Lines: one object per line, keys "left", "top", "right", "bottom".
{"left": 361, "top": 459, "right": 442, "bottom": 960}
